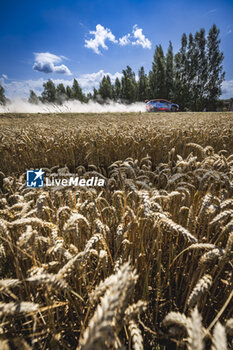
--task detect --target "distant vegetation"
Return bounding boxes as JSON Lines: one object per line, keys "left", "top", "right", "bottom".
{"left": 0, "top": 25, "right": 225, "bottom": 111}
{"left": 0, "top": 85, "right": 7, "bottom": 105}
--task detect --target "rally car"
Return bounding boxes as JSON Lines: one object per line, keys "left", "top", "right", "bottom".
{"left": 145, "top": 99, "right": 179, "bottom": 112}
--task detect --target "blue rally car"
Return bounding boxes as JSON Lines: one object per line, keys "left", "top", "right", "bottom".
{"left": 145, "top": 99, "right": 179, "bottom": 112}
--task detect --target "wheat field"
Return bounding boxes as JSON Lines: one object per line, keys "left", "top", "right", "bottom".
{"left": 0, "top": 112, "right": 232, "bottom": 349}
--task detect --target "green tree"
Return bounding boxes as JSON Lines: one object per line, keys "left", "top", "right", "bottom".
{"left": 66, "top": 86, "right": 72, "bottom": 100}
{"left": 72, "top": 79, "right": 86, "bottom": 102}
{"left": 186, "top": 33, "right": 198, "bottom": 110}
{"left": 41, "top": 80, "right": 57, "bottom": 103}
{"left": 165, "top": 41, "right": 174, "bottom": 100}
{"left": 173, "top": 34, "right": 190, "bottom": 110}
{"left": 56, "top": 83, "right": 67, "bottom": 104}
{"left": 28, "top": 90, "right": 39, "bottom": 104}
{"left": 173, "top": 52, "right": 182, "bottom": 107}
{"left": 114, "top": 77, "right": 121, "bottom": 101}
{"left": 0, "top": 85, "right": 7, "bottom": 105}
{"left": 93, "top": 88, "right": 98, "bottom": 101}
{"left": 138, "top": 66, "right": 149, "bottom": 101}
{"left": 192, "top": 29, "right": 208, "bottom": 111}
{"left": 99, "top": 75, "right": 113, "bottom": 101}
{"left": 121, "top": 66, "right": 137, "bottom": 103}
{"left": 86, "top": 92, "right": 93, "bottom": 101}
{"left": 206, "top": 24, "right": 225, "bottom": 111}
{"left": 149, "top": 45, "right": 166, "bottom": 98}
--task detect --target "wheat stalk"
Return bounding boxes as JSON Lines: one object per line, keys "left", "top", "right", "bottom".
{"left": 211, "top": 322, "right": 227, "bottom": 350}
{"left": 187, "top": 274, "right": 212, "bottom": 308}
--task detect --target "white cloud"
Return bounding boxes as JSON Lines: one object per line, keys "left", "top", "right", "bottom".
{"left": 84, "top": 24, "right": 152, "bottom": 53}
{"left": 119, "top": 34, "right": 131, "bottom": 46}
{"left": 79, "top": 70, "right": 122, "bottom": 91}
{"left": 1, "top": 78, "right": 46, "bottom": 98}
{"left": 2, "top": 74, "right": 8, "bottom": 80}
{"left": 221, "top": 80, "right": 233, "bottom": 99}
{"left": 33, "top": 52, "right": 72, "bottom": 75}
{"left": 85, "top": 24, "right": 118, "bottom": 54}
{"left": 132, "top": 25, "right": 152, "bottom": 49}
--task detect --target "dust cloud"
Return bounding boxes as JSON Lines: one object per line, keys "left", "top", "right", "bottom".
{"left": 0, "top": 99, "right": 145, "bottom": 113}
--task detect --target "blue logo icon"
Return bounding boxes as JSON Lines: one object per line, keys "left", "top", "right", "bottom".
{"left": 26, "top": 169, "right": 44, "bottom": 188}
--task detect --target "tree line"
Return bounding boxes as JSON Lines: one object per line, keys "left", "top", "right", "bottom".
{"left": 0, "top": 24, "right": 225, "bottom": 111}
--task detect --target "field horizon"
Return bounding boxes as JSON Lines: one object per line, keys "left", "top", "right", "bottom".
{"left": 1, "top": 112, "right": 233, "bottom": 175}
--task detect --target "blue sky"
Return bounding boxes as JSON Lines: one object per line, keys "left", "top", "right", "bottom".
{"left": 0, "top": 0, "right": 233, "bottom": 98}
